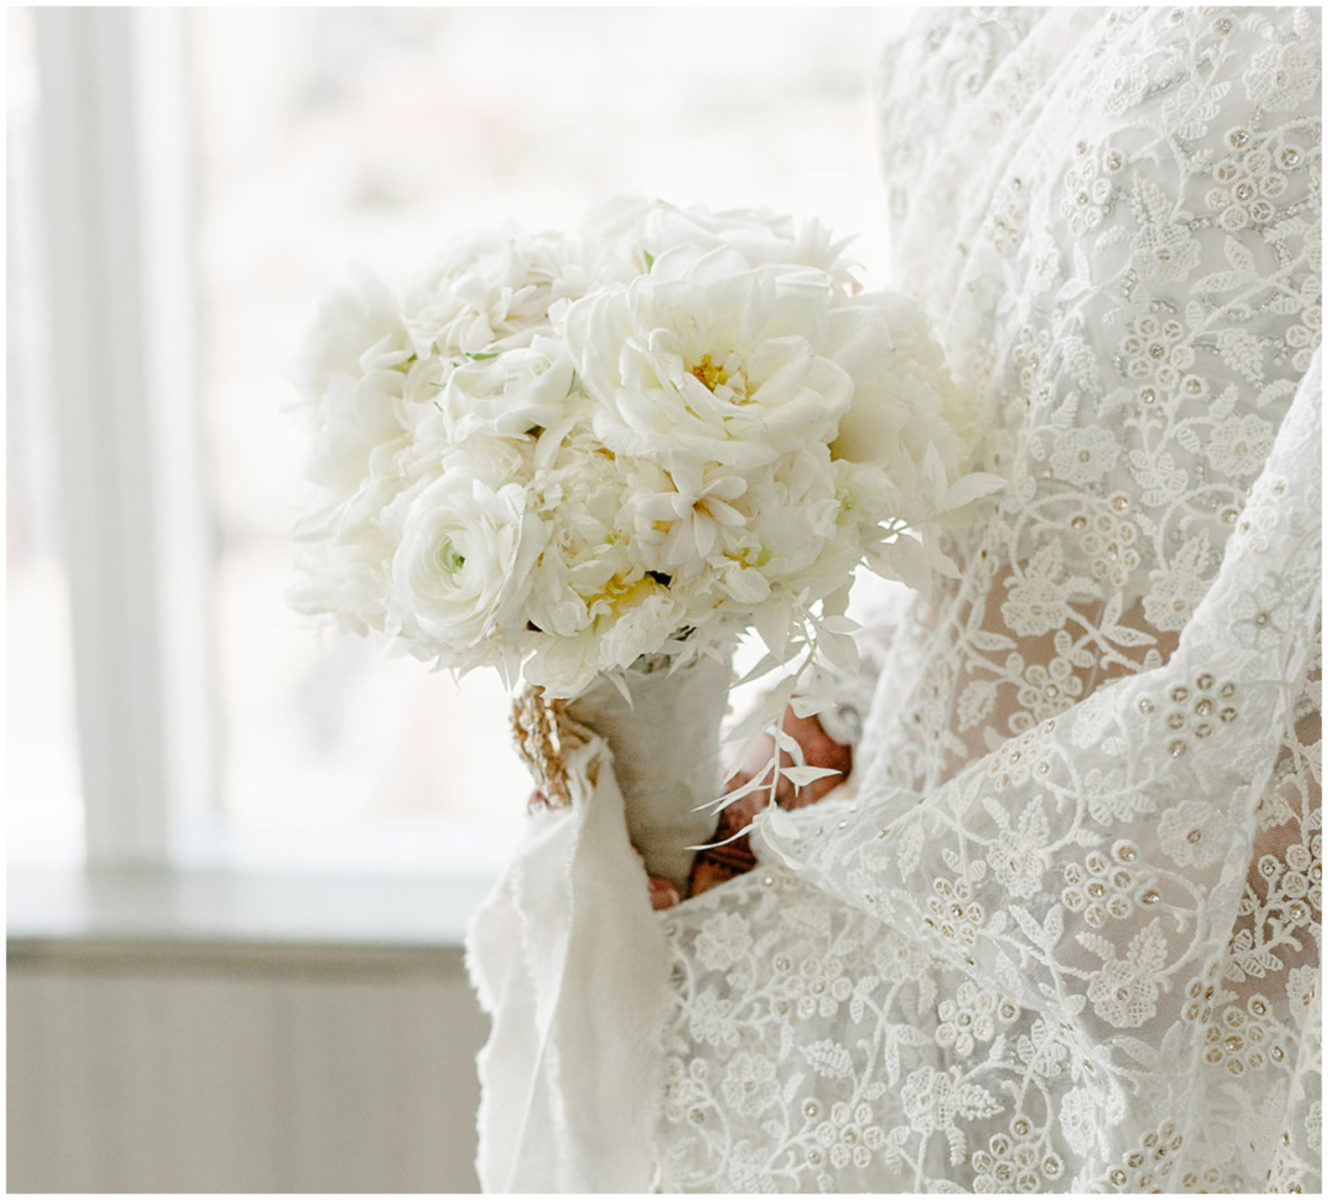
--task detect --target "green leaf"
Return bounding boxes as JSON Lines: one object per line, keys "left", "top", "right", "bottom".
{"left": 466, "top": 350, "right": 500, "bottom": 361}
{"left": 642, "top": 248, "right": 655, "bottom": 273}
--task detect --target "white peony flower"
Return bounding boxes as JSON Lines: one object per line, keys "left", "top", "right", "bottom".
{"left": 522, "top": 572, "right": 684, "bottom": 698}
{"left": 564, "top": 253, "right": 854, "bottom": 471}
{"left": 402, "top": 228, "right": 591, "bottom": 359}
{"left": 524, "top": 437, "right": 634, "bottom": 632}
{"left": 738, "top": 445, "right": 841, "bottom": 582}
{"left": 437, "top": 333, "right": 578, "bottom": 441}
{"left": 391, "top": 467, "right": 547, "bottom": 654}
{"left": 289, "top": 529, "right": 394, "bottom": 638}
{"left": 583, "top": 196, "right": 856, "bottom": 286}
{"left": 290, "top": 266, "right": 430, "bottom": 637}
{"left": 292, "top": 267, "right": 413, "bottom": 499}
{"left": 828, "top": 292, "right": 975, "bottom": 491}
{"left": 292, "top": 263, "right": 411, "bottom": 407}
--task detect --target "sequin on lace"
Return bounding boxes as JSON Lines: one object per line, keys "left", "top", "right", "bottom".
{"left": 654, "top": 8, "right": 1321, "bottom": 1192}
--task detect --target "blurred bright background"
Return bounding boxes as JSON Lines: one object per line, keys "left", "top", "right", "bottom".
{"left": 9, "top": 6, "right": 910, "bottom": 873}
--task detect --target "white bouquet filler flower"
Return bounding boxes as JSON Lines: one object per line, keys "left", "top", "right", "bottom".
{"left": 292, "top": 199, "right": 999, "bottom": 887}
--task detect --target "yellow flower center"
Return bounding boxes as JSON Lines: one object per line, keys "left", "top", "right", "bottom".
{"left": 587, "top": 571, "right": 667, "bottom": 617}
{"left": 689, "top": 353, "right": 729, "bottom": 392}
{"left": 688, "top": 351, "right": 752, "bottom": 405}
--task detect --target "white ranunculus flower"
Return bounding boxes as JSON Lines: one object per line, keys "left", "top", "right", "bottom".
{"left": 391, "top": 470, "right": 547, "bottom": 653}
{"left": 564, "top": 255, "right": 853, "bottom": 471}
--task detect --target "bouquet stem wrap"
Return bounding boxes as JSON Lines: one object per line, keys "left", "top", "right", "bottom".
{"left": 565, "top": 652, "right": 730, "bottom": 891}
{"left": 467, "top": 652, "right": 729, "bottom": 1190}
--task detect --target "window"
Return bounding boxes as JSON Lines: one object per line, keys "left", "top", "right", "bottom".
{"left": 11, "top": 7, "right": 911, "bottom": 874}
{"left": 8, "top": 7, "right": 83, "bottom": 865}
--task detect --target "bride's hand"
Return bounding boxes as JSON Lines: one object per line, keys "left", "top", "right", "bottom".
{"left": 688, "top": 705, "right": 853, "bottom": 898}
{"left": 525, "top": 701, "right": 852, "bottom": 910}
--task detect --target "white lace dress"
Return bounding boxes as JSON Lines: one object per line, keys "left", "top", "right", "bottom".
{"left": 653, "top": 8, "right": 1321, "bottom": 1193}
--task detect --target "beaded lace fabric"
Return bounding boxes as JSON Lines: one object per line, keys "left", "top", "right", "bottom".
{"left": 654, "top": 8, "right": 1322, "bottom": 1192}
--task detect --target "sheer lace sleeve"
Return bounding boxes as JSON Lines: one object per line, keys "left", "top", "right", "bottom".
{"left": 760, "top": 353, "right": 1320, "bottom": 1047}
{"left": 654, "top": 9, "right": 1321, "bottom": 1192}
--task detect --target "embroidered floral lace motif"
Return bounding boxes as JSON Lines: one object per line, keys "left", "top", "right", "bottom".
{"left": 656, "top": 8, "right": 1322, "bottom": 1192}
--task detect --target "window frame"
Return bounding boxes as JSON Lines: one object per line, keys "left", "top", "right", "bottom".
{"left": 28, "top": 8, "right": 519, "bottom": 881}
{"left": 33, "top": 7, "right": 215, "bottom": 867}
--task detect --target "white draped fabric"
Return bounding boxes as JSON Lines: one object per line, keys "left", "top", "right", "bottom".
{"left": 469, "top": 7, "right": 1322, "bottom": 1192}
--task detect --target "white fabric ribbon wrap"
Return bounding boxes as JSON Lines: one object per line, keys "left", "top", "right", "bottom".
{"left": 465, "top": 654, "right": 729, "bottom": 1192}
{"left": 467, "top": 737, "right": 670, "bottom": 1192}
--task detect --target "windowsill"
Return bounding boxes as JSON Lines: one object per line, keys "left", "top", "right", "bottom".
{"left": 7, "top": 862, "right": 500, "bottom": 955}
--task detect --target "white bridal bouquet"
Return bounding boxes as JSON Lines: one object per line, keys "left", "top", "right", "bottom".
{"left": 291, "top": 199, "right": 997, "bottom": 858}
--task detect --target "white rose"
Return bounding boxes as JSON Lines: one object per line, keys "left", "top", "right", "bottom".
{"left": 391, "top": 471, "right": 547, "bottom": 652}
{"left": 564, "top": 254, "right": 853, "bottom": 470}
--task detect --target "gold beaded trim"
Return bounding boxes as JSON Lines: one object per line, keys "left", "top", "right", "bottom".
{"left": 511, "top": 685, "right": 595, "bottom": 809}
